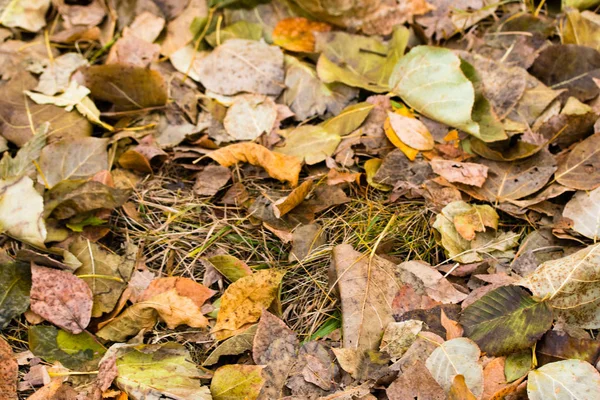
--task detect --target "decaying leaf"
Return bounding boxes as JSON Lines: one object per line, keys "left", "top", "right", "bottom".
{"left": 426, "top": 338, "right": 484, "bottom": 398}
{"left": 196, "top": 39, "right": 284, "bottom": 96}
{"left": 430, "top": 159, "right": 488, "bottom": 187}
{"left": 208, "top": 143, "right": 302, "bottom": 186}
{"left": 387, "top": 360, "right": 445, "bottom": 400}
{"left": 555, "top": 132, "right": 600, "bottom": 190}
{"left": 212, "top": 269, "right": 285, "bottom": 340}
{"left": 193, "top": 165, "right": 232, "bottom": 196}
{"left": 0, "top": 336, "right": 17, "bottom": 400}
{"left": 563, "top": 187, "right": 600, "bottom": 239}
{"left": 70, "top": 238, "right": 134, "bottom": 318}
{"left": 452, "top": 204, "right": 498, "bottom": 241}
{"left": 223, "top": 95, "right": 278, "bottom": 142}
{"left": 398, "top": 261, "right": 468, "bottom": 304}
{"left": 203, "top": 325, "right": 257, "bottom": 366}
{"left": 461, "top": 285, "right": 553, "bottom": 355}
{"left": 35, "top": 53, "right": 88, "bottom": 96}
{"left": 275, "top": 125, "right": 341, "bottom": 165}
{"left": 113, "top": 342, "right": 212, "bottom": 400}
{"left": 522, "top": 243, "right": 600, "bottom": 329}
{"left": 380, "top": 320, "right": 423, "bottom": 361}
{"left": 273, "top": 17, "right": 331, "bottom": 52}
{"left": 331, "top": 244, "right": 397, "bottom": 351}
{"left": 272, "top": 179, "right": 313, "bottom": 218}
{"left": 211, "top": 364, "right": 265, "bottom": 400}
{"left": 0, "top": 261, "right": 31, "bottom": 329}
{"left": 536, "top": 330, "right": 600, "bottom": 366}
{"left": 390, "top": 46, "right": 478, "bottom": 135}
{"left": 30, "top": 264, "right": 93, "bottom": 334}
{"left": 0, "top": 176, "right": 46, "bottom": 247}
{"left": 527, "top": 359, "right": 600, "bottom": 400}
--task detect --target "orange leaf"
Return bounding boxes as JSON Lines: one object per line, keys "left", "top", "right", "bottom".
{"left": 273, "top": 17, "right": 331, "bottom": 52}
{"left": 384, "top": 117, "right": 419, "bottom": 161}
{"left": 449, "top": 375, "right": 478, "bottom": 400}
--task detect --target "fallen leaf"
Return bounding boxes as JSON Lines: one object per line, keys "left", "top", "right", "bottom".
{"left": 398, "top": 261, "right": 468, "bottom": 304}
{"left": 536, "top": 330, "right": 600, "bottom": 366}
{"left": 204, "top": 254, "right": 252, "bottom": 283}
{"left": 125, "top": 11, "right": 165, "bottom": 43}
{"left": 505, "top": 73, "right": 562, "bottom": 128}
{"left": 203, "top": 325, "right": 257, "bottom": 366}
{"left": 527, "top": 359, "right": 600, "bottom": 400}
{"left": 0, "top": 261, "right": 30, "bottom": 329}
{"left": 25, "top": 81, "right": 90, "bottom": 111}
{"left": 505, "top": 350, "right": 532, "bottom": 383}
{"left": 106, "top": 34, "right": 160, "bottom": 68}
{"left": 453, "top": 203, "right": 498, "bottom": 241}
{"left": 393, "top": 331, "right": 444, "bottom": 372}
{"left": 386, "top": 360, "right": 445, "bottom": 400}
{"left": 530, "top": 44, "right": 600, "bottom": 102}
{"left": 372, "top": 149, "right": 435, "bottom": 189}
{"left": 331, "top": 244, "right": 397, "bottom": 351}
{"left": 417, "top": 0, "right": 494, "bottom": 39}
{"left": 460, "top": 285, "right": 553, "bottom": 356}
{"left": 139, "top": 276, "right": 215, "bottom": 311}
{"left": 332, "top": 347, "right": 390, "bottom": 381}
{"left": 70, "top": 238, "right": 135, "bottom": 318}
{"left": 0, "top": 123, "right": 47, "bottom": 180}
{"left": 0, "top": 71, "right": 92, "bottom": 147}
{"left": 253, "top": 311, "right": 298, "bottom": 399}
{"left": 282, "top": 56, "right": 357, "bottom": 121}
{"left": 0, "top": 336, "right": 17, "bottom": 400}
{"left": 387, "top": 112, "right": 434, "bottom": 151}
{"left": 563, "top": 187, "right": 600, "bottom": 239}
{"left": 463, "top": 150, "right": 557, "bottom": 204}
{"left": 448, "top": 374, "right": 478, "bottom": 400}
{"left": 39, "top": 137, "right": 108, "bottom": 188}
{"left": 30, "top": 264, "right": 93, "bottom": 334}
{"left": 430, "top": 159, "right": 488, "bottom": 187}
{"left": 321, "top": 102, "right": 374, "bottom": 137}
{"left": 289, "top": 223, "right": 326, "bottom": 262}
{"left": 205, "top": 20, "right": 263, "bottom": 47}
{"left": 380, "top": 320, "right": 423, "bottom": 361}
{"left": 28, "top": 325, "right": 105, "bottom": 370}
{"left": 287, "top": 341, "right": 337, "bottom": 395}
{"left": 211, "top": 364, "right": 265, "bottom": 400}
{"left": 469, "top": 137, "right": 542, "bottom": 162}
{"left": 95, "top": 303, "right": 157, "bottom": 342}
{"left": 275, "top": 125, "right": 340, "bottom": 165}
{"left": 0, "top": 176, "right": 47, "bottom": 247}
{"left": 390, "top": 46, "right": 478, "bottom": 135}
{"left": 555, "top": 132, "right": 600, "bottom": 190}
{"left": 364, "top": 158, "right": 392, "bottom": 191}
{"left": 44, "top": 180, "right": 130, "bottom": 220}
{"left": 24, "top": 380, "right": 63, "bottom": 400}
{"left": 208, "top": 143, "right": 302, "bottom": 186}
{"left": 0, "top": 0, "right": 50, "bottom": 32}
{"left": 273, "top": 17, "right": 331, "bottom": 52}
{"left": 114, "top": 342, "right": 212, "bottom": 400}
{"left": 35, "top": 53, "right": 88, "bottom": 96}
{"left": 563, "top": 9, "right": 600, "bottom": 52}
{"left": 77, "top": 65, "right": 168, "bottom": 111}
{"left": 161, "top": 0, "right": 207, "bottom": 56}
{"left": 426, "top": 338, "right": 484, "bottom": 398}
{"left": 196, "top": 39, "right": 284, "bottom": 96}
{"left": 223, "top": 95, "right": 278, "bottom": 141}
{"left": 193, "top": 165, "right": 232, "bottom": 196}
{"left": 440, "top": 309, "right": 464, "bottom": 340}
{"left": 212, "top": 269, "right": 285, "bottom": 340}
{"left": 272, "top": 179, "right": 313, "bottom": 218}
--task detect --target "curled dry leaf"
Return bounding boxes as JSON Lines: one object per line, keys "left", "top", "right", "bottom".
{"left": 522, "top": 243, "right": 600, "bottom": 329}
{"left": 426, "top": 338, "right": 484, "bottom": 398}
{"left": 212, "top": 269, "right": 285, "bottom": 341}
{"left": 30, "top": 265, "right": 93, "bottom": 334}
{"left": 431, "top": 159, "right": 488, "bottom": 187}
{"left": 273, "top": 17, "right": 331, "bottom": 52}
{"left": 272, "top": 179, "right": 313, "bottom": 218}
{"left": 208, "top": 143, "right": 301, "bottom": 187}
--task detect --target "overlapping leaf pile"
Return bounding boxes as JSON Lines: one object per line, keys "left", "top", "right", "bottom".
{"left": 1, "top": 0, "right": 600, "bottom": 399}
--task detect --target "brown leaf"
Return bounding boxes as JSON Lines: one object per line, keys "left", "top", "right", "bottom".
{"left": 392, "top": 331, "right": 444, "bottom": 372}
{"left": 161, "top": 0, "right": 207, "bottom": 56}
{"left": 289, "top": 223, "right": 326, "bottom": 262}
{"left": 253, "top": 312, "right": 298, "bottom": 399}
{"left": 76, "top": 65, "right": 168, "bottom": 111}
{"left": 193, "top": 165, "right": 232, "bottom": 196}
{"left": 555, "top": 132, "right": 600, "bottom": 190}
{"left": 453, "top": 204, "right": 498, "bottom": 241}
{"left": 106, "top": 34, "right": 160, "bottom": 68}
{"left": 30, "top": 265, "right": 93, "bottom": 334}
{"left": 0, "top": 337, "right": 17, "bottom": 400}
{"left": 208, "top": 143, "right": 302, "bottom": 187}
{"left": 535, "top": 330, "right": 600, "bottom": 367}
{"left": 331, "top": 244, "right": 397, "bottom": 351}
{"left": 287, "top": 341, "right": 337, "bottom": 397}
{"left": 430, "top": 159, "right": 488, "bottom": 187}
{"left": 392, "top": 284, "right": 441, "bottom": 315}
{"left": 440, "top": 309, "right": 464, "bottom": 340}
{"left": 448, "top": 374, "right": 478, "bottom": 400}
{"left": 272, "top": 179, "right": 313, "bottom": 218}
{"left": 482, "top": 357, "right": 508, "bottom": 400}
{"left": 398, "top": 261, "right": 467, "bottom": 304}
{"left": 372, "top": 149, "right": 435, "bottom": 190}
{"left": 213, "top": 269, "right": 285, "bottom": 341}
{"left": 0, "top": 71, "right": 91, "bottom": 147}
{"left": 386, "top": 360, "right": 445, "bottom": 400}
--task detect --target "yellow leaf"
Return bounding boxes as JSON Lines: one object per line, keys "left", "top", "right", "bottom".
{"left": 384, "top": 118, "right": 419, "bottom": 161}
{"left": 211, "top": 364, "right": 265, "bottom": 400}
{"left": 364, "top": 159, "right": 392, "bottom": 191}
{"left": 449, "top": 375, "right": 478, "bottom": 400}
{"left": 208, "top": 143, "right": 301, "bottom": 187}
{"left": 212, "top": 269, "right": 285, "bottom": 341}
{"left": 272, "top": 179, "right": 313, "bottom": 218}
{"left": 273, "top": 17, "right": 331, "bottom": 53}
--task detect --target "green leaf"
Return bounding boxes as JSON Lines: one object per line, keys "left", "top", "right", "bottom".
{"left": 211, "top": 364, "right": 265, "bottom": 400}
{"left": 115, "top": 342, "right": 211, "bottom": 400}
{"left": 389, "top": 46, "right": 479, "bottom": 135}
{"left": 28, "top": 326, "right": 105, "bottom": 370}
{"left": 203, "top": 324, "right": 257, "bottom": 366}
{"left": 206, "top": 21, "right": 263, "bottom": 47}
{"left": 205, "top": 255, "right": 252, "bottom": 283}
{"left": 275, "top": 125, "right": 340, "bottom": 165}
{"left": 321, "top": 102, "right": 374, "bottom": 137}
{"left": 461, "top": 285, "right": 553, "bottom": 356}
{"left": 527, "top": 359, "right": 600, "bottom": 400}
{"left": 505, "top": 350, "right": 533, "bottom": 383}
{"left": 0, "top": 261, "right": 31, "bottom": 329}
